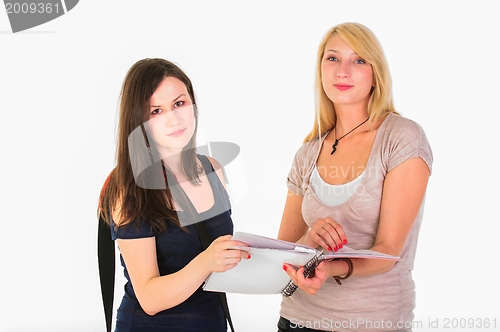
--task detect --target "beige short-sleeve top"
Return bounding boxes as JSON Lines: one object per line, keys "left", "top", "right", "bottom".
{"left": 280, "top": 113, "right": 433, "bottom": 332}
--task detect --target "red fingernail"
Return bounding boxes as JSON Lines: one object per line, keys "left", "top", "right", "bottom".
{"left": 328, "top": 247, "right": 333, "bottom": 251}
{"left": 247, "top": 254, "right": 251, "bottom": 259}
{"left": 282, "top": 265, "right": 288, "bottom": 271}
{"left": 338, "top": 243, "right": 343, "bottom": 249}
{"left": 343, "top": 239, "right": 347, "bottom": 245}
{"left": 334, "top": 246, "right": 338, "bottom": 252}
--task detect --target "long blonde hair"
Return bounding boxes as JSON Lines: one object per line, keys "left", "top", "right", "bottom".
{"left": 305, "top": 22, "right": 399, "bottom": 142}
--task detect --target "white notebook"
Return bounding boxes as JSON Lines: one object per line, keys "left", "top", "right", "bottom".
{"left": 202, "top": 232, "right": 399, "bottom": 295}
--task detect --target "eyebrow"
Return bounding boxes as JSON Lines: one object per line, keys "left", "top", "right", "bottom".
{"left": 150, "top": 93, "right": 186, "bottom": 108}
{"left": 325, "top": 49, "right": 358, "bottom": 56}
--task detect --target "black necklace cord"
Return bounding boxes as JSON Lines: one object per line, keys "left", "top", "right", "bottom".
{"left": 330, "top": 117, "right": 369, "bottom": 155}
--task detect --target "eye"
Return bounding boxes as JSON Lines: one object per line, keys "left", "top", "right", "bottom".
{"left": 326, "top": 56, "right": 339, "bottom": 62}
{"left": 355, "top": 58, "right": 366, "bottom": 64}
{"left": 151, "top": 108, "right": 162, "bottom": 116}
{"left": 173, "top": 101, "right": 185, "bottom": 108}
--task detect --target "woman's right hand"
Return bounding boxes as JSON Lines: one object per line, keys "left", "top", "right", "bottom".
{"left": 199, "top": 235, "right": 250, "bottom": 273}
{"left": 302, "top": 217, "right": 347, "bottom": 252}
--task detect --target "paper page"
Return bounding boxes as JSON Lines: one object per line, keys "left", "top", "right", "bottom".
{"left": 230, "top": 232, "right": 296, "bottom": 250}
{"left": 322, "top": 245, "right": 400, "bottom": 260}
{"left": 231, "top": 231, "right": 316, "bottom": 252}
{"left": 203, "top": 247, "right": 315, "bottom": 294}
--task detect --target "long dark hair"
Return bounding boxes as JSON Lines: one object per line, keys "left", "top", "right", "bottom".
{"left": 99, "top": 58, "right": 201, "bottom": 232}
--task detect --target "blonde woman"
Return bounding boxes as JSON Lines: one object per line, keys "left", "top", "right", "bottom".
{"left": 278, "top": 23, "right": 433, "bottom": 332}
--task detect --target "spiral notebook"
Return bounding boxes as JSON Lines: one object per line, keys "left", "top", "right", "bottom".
{"left": 202, "top": 232, "right": 399, "bottom": 296}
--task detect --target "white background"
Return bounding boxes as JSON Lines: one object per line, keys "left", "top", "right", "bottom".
{"left": 1, "top": 1, "right": 499, "bottom": 331}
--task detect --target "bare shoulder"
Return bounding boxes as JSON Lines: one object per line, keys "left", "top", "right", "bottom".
{"left": 206, "top": 156, "right": 223, "bottom": 170}
{"left": 111, "top": 194, "right": 125, "bottom": 226}
{"left": 206, "top": 156, "right": 227, "bottom": 189}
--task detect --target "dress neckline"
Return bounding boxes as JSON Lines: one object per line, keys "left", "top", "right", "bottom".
{"left": 310, "top": 113, "right": 392, "bottom": 208}
{"left": 174, "top": 155, "right": 217, "bottom": 216}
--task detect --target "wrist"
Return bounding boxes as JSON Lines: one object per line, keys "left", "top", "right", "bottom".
{"left": 193, "top": 251, "right": 213, "bottom": 277}
{"left": 330, "top": 258, "right": 353, "bottom": 285}
{"left": 298, "top": 234, "right": 315, "bottom": 248}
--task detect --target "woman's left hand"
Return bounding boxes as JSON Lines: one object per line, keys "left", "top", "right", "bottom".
{"left": 282, "top": 261, "right": 330, "bottom": 295}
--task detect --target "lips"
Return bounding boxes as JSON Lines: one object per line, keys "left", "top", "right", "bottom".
{"left": 334, "top": 84, "right": 353, "bottom": 91}
{"left": 168, "top": 129, "right": 185, "bottom": 137}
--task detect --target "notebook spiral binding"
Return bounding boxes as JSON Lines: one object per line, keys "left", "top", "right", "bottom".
{"left": 281, "top": 254, "right": 323, "bottom": 297}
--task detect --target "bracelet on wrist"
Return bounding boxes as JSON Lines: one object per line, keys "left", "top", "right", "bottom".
{"left": 331, "top": 257, "right": 353, "bottom": 285}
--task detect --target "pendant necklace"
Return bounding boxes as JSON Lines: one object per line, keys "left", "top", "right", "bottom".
{"left": 330, "top": 117, "right": 369, "bottom": 155}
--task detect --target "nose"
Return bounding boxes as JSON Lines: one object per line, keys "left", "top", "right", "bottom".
{"left": 164, "top": 109, "right": 180, "bottom": 126}
{"left": 336, "top": 61, "right": 351, "bottom": 78}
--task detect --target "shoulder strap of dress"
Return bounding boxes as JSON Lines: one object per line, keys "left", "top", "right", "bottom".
{"left": 198, "top": 154, "right": 227, "bottom": 191}
{"left": 192, "top": 214, "right": 235, "bottom": 332}
{"left": 198, "top": 154, "right": 214, "bottom": 174}
{"left": 195, "top": 155, "right": 235, "bottom": 332}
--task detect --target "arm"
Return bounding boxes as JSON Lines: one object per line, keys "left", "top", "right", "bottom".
{"left": 114, "top": 156, "right": 249, "bottom": 315}
{"left": 283, "top": 157, "right": 430, "bottom": 293}
{"left": 344, "top": 156, "right": 430, "bottom": 275}
{"left": 277, "top": 191, "right": 308, "bottom": 243}
{"left": 117, "top": 235, "right": 248, "bottom": 315}
{"left": 278, "top": 191, "right": 347, "bottom": 251}
{"left": 278, "top": 190, "right": 350, "bottom": 294}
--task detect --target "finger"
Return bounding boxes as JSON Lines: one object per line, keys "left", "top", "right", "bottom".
{"left": 219, "top": 247, "right": 251, "bottom": 262}
{"left": 293, "top": 266, "right": 310, "bottom": 287}
{"left": 324, "top": 218, "right": 347, "bottom": 247}
{"left": 214, "top": 234, "right": 233, "bottom": 243}
{"left": 282, "top": 263, "right": 297, "bottom": 280}
{"left": 226, "top": 240, "right": 250, "bottom": 248}
{"left": 317, "top": 219, "right": 338, "bottom": 245}
{"left": 213, "top": 256, "right": 242, "bottom": 271}
{"left": 232, "top": 249, "right": 251, "bottom": 259}
{"left": 215, "top": 260, "right": 239, "bottom": 272}
{"left": 307, "top": 225, "right": 329, "bottom": 249}
{"left": 299, "top": 276, "right": 321, "bottom": 295}
{"left": 224, "top": 256, "right": 242, "bottom": 265}
{"left": 296, "top": 265, "right": 306, "bottom": 282}
{"left": 312, "top": 261, "right": 326, "bottom": 276}
{"left": 311, "top": 223, "right": 336, "bottom": 251}
{"left": 228, "top": 247, "right": 251, "bottom": 260}
{"left": 232, "top": 240, "right": 249, "bottom": 247}
{"left": 316, "top": 236, "right": 333, "bottom": 252}
{"left": 320, "top": 226, "right": 339, "bottom": 251}
{"left": 321, "top": 219, "right": 347, "bottom": 250}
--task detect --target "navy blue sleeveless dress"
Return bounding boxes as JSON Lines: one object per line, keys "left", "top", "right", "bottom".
{"left": 110, "top": 155, "right": 233, "bottom": 332}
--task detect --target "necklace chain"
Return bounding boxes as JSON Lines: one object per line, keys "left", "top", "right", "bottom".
{"left": 330, "top": 117, "right": 369, "bottom": 155}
